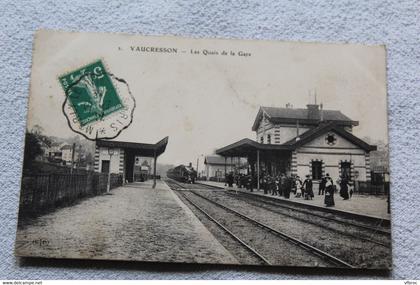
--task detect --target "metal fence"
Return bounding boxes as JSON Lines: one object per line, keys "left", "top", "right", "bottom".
{"left": 19, "top": 172, "right": 123, "bottom": 217}
{"left": 209, "top": 177, "right": 226, "bottom": 183}
{"left": 133, "top": 174, "right": 161, "bottom": 182}
{"left": 354, "top": 181, "right": 389, "bottom": 195}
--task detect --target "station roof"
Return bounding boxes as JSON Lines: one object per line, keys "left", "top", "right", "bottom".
{"left": 252, "top": 106, "right": 359, "bottom": 131}
{"left": 282, "top": 122, "right": 377, "bottom": 151}
{"left": 96, "top": 136, "right": 169, "bottom": 157}
{"left": 216, "top": 123, "right": 376, "bottom": 157}
{"left": 204, "top": 155, "right": 236, "bottom": 165}
{"left": 216, "top": 138, "right": 291, "bottom": 157}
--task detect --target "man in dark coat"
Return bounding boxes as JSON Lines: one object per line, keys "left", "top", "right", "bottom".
{"left": 279, "top": 173, "right": 286, "bottom": 197}
{"left": 260, "top": 174, "right": 266, "bottom": 194}
{"left": 271, "top": 175, "right": 278, "bottom": 195}
{"left": 319, "top": 175, "right": 326, "bottom": 195}
{"left": 274, "top": 175, "right": 280, "bottom": 196}
{"left": 247, "top": 175, "right": 254, "bottom": 192}
{"left": 227, "top": 172, "right": 234, "bottom": 187}
{"left": 324, "top": 173, "right": 335, "bottom": 207}
{"left": 283, "top": 176, "right": 292, "bottom": 199}
{"left": 302, "top": 175, "right": 314, "bottom": 200}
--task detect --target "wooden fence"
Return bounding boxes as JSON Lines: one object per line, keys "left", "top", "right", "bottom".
{"left": 19, "top": 172, "right": 123, "bottom": 217}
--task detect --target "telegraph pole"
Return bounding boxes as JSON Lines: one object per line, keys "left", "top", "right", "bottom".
{"left": 70, "top": 143, "right": 76, "bottom": 174}
{"left": 196, "top": 157, "right": 199, "bottom": 178}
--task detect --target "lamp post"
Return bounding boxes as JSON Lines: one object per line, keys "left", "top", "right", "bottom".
{"left": 107, "top": 148, "right": 115, "bottom": 193}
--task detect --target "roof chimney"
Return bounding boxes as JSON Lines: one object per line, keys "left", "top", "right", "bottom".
{"left": 306, "top": 104, "right": 320, "bottom": 120}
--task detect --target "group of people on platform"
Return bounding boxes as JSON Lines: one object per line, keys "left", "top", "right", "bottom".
{"left": 226, "top": 172, "right": 354, "bottom": 207}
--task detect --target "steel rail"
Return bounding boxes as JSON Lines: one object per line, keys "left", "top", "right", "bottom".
{"left": 165, "top": 179, "right": 224, "bottom": 192}
{"left": 177, "top": 191, "right": 272, "bottom": 265}
{"left": 233, "top": 190, "right": 391, "bottom": 235}
{"left": 189, "top": 190, "right": 355, "bottom": 269}
{"left": 224, "top": 192, "right": 390, "bottom": 248}
{"left": 164, "top": 179, "right": 186, "bottom": 190}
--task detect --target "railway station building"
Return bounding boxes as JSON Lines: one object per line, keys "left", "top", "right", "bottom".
{"left": 94, "top": 137, "right": 168, "bottom": 187}
{"left": 216, "top": 104, "right": 376, "bottom": 190}
{"left": 204, "top": 155, "right": 235, "bottom": 180}
{"left": 203, "top": 155, "right": 248, "bottom": 181}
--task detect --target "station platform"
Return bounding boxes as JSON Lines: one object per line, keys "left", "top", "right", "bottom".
{"left": 15, "top": 180, "right": 238, "bottom": 264}
{"left": 197, "top": 180, "right": 391, "bottom": 221}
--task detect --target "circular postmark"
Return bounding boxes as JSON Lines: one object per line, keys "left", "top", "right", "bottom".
{"left": 58, "top": 59, "right": 135, "bottom": 140}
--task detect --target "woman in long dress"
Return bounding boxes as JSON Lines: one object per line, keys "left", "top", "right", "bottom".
{"left": 324, "top": 173, "right": 335, "bottom": 207}
{"left": 284, "top": 176, "right": 292, "bottom": 199}
{"left": 295, "top": 176, "right": 303, "bottom": 198}
{"left": 339, "top": 176, "right": 350, "bottom": 200}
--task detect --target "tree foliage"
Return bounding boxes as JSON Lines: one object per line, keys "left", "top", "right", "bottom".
{"left": 23, "top": 131, "right": 44, "bottom": 168}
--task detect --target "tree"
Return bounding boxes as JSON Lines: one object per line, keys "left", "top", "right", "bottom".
{"left": 31, "top": 124, "right": 44, "bottom": 136}
{"left": 23, "top": 131, "right": 43, "bottom": 169}
{"left": 362, "top": 137, "right": 389, "bottom": 170}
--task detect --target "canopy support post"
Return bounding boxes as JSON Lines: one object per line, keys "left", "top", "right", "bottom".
{"left": 224, "top": 156, "right": 227, "bottom": 185}
{"left": 152, "top": 150, "right": 157, "bottom": 189}
{"left": 257, "top": 150, "right": 260, "bottom": 190}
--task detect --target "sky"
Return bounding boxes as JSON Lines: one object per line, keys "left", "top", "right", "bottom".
{"left": 27, "top": 31, "right": 388, "bottom": 168}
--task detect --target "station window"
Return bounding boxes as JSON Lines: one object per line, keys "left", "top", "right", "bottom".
{"left": 101, "top": 160, "right": 110, "bottom": 174}
{"left": 267, "top": 134, "right": 271, "bottom": 144}
{"left": 340, "top": 162, "right": 351, "bottom": 179}
{"left": 311, "top": 161, "right": 322, "bottom": 180}
{"left": 260, "top": 136, "right": 264, "bottom": 144}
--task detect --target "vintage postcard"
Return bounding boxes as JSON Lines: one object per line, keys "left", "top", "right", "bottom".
{"left": 15, "top": 30, "right": 391, "bottom": 269}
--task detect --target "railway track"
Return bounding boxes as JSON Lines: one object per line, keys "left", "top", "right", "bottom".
{"left": 177, "top": 191, "right": 271, "bottom": 265}
{"left": 228, "top": 190, "right": 391, "bottom": 235}
{"left": 174, "top": 179, "right": 390, "bottom": 232}
{"left": 187, "top": 190, "right": 355, "bottom": 268}
{"left": 166, "top": 180, "right": 223, "bottom": 191}
{"left": 168, "top": 179, "right": 354, "bottom": 268}
{"left": 168, "top": 179, "right": 390, "bottom": 237}
{"left": 223, "top": 191, "right": 390, "bottom": 247}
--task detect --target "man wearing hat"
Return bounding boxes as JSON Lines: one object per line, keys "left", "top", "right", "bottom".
{"left": 319, "top": 175, "right": 327, "bottom": 195}
{"left": 302, "top": 175, "right": 314, "bottom": 200}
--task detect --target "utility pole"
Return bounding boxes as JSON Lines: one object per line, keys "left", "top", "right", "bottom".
{"left": 196, "top": 157, "right": 199, "bottom": 178}
{"left": 107, "top": 148, "right": 114, "bottom": 193}
{"left": 70, "top": 143, "right": 76, "bottom": 174}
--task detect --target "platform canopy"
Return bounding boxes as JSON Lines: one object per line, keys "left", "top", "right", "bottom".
{"left": 215, "top": 138, "right": 291, "bottom": 157}
{"left": 96, "top": 136, "right": 169, "bottom": 157}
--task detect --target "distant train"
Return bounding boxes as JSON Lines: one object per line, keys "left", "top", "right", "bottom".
{"left": 167, "top": 164, "right": 197, "bottom": 183}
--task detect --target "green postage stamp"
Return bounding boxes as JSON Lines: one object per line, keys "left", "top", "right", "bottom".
{"left": 59, "top": 60, "right": 135, "bottom": 140}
